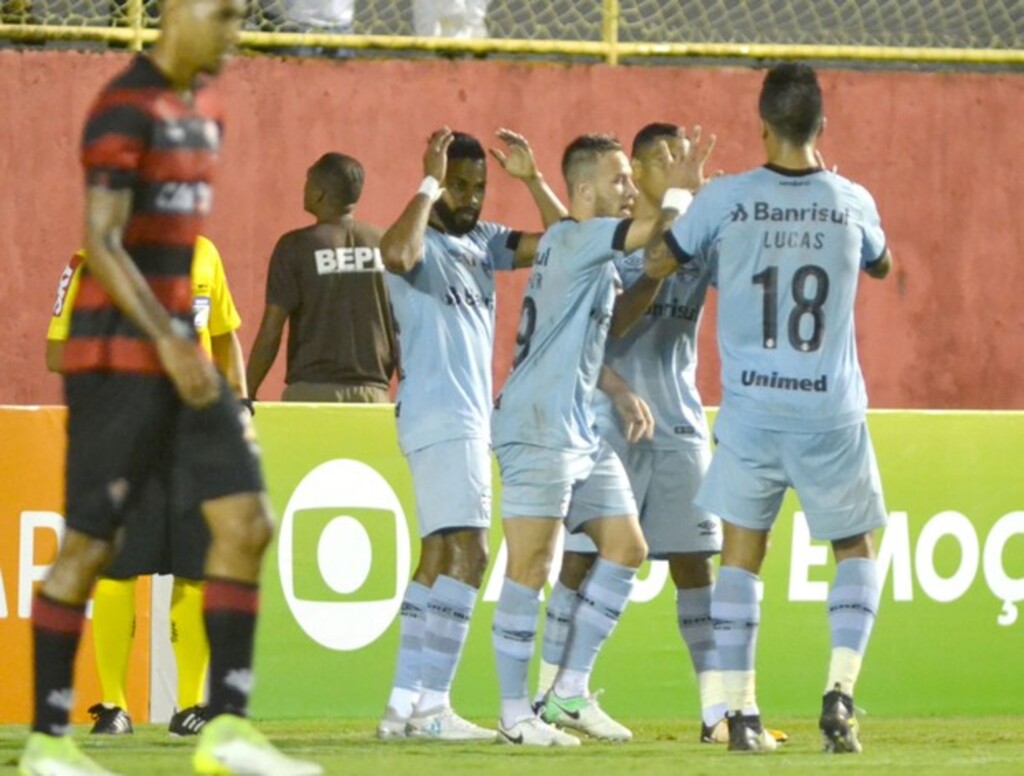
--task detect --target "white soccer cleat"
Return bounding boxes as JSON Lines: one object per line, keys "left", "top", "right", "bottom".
{"left": 376, "top": 707, "right": 410, "bottom": 740}
{"left": 540, "top": 691, "right": 632, "bottom": 742}
{"left": 497, "top": 716, "right": 581, "bottom": 747}
{"left": 193, "top": 714, "right": 323, "bottom": 775}
{"left": 18, "top": 732, "right": 120, "bottom": 776}
{"left": 406, "top": 707, "right": 497, "bottom": 742}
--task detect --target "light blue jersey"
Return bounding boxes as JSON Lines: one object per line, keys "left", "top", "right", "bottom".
{"left": 594, "top": 250, "right": 712, "bottom": 450}
{"left": 492, "top": 217, "right": 630, "bottom": 452}
{"left": 669, "top": 165, "right": 887, "bottom": 432}
{"left": 386, "top": 221, "right": 517, "bottom": 453}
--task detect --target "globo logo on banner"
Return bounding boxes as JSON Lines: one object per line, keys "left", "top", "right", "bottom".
{"left": 277, "top": 459, "right": 411, "bottom": 651}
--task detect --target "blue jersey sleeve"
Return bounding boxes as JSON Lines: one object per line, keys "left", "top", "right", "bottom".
{"left": 665, "top": 179, "right": 729, "bottom": 269}
{"left": 473, "top": 222, "right": 520, "bottom": 272}
{"left": 854, "top": 185, "right": 887, "bottom": 269}
{"left": 556, "top": 218, "right": 628, "bottom": 271}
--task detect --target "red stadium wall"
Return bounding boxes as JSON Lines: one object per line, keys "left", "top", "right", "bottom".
{"left": 1, "top": 51, "right": 1022, "bottom": 408}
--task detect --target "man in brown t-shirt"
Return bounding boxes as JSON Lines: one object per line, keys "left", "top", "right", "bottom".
{"left": 247, "top": 152, "right": 396, "bottom": 403}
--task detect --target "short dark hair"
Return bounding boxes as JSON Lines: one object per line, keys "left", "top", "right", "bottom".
{"left": 309, "top": 153, "right": 364, "bottom": 208}
{"left": 631, "top": 122, "right": 681, "bottom": 158}
{"left": 447, "top": 132, "right": 486, "bottom": 162}
{"left": 759, "top": 63, "right": 824, "bottom": 145}
{"left": 561, "top": 134, "right": 623, "bottom": 190}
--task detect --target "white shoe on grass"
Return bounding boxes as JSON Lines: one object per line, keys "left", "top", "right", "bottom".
{"left": 497, "top": 716, "right": 580, "bottom": 747}
{"left": 406, "top": 707, "right": 496, "bottom": 742}
{"left": 541, "top": 691, "right": 632, "bottom": 742}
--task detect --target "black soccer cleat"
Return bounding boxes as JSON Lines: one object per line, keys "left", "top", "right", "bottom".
{"left": 168, "top": 704, "right": 211, "bottom": 736}
{"left": 88, "top": 703, "right": 133, "bottom": 735}
{"left": 819, "top": 684, "right": 863, "bottom": 754}
{"left": 725, "top": 711, "right": 777, "bottom": 752}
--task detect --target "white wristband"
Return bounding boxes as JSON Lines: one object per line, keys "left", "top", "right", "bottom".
{"left": 662, "top": 188, "right": 694, "bottom": 214}
{"left": 418, "top": 175, "right": 443, "bottom": 203}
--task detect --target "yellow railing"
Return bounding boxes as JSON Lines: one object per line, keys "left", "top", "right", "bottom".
{"left": 2, "top": 1, "right": 1023, "bottom": 66}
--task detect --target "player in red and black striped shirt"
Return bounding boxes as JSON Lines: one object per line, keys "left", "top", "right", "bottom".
{"left": 20, "top": 1, "right": 321, "bottom": 774}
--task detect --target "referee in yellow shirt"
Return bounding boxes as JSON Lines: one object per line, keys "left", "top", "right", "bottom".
{"left": 46, "top": 236, "right": 249, "bottom": 736}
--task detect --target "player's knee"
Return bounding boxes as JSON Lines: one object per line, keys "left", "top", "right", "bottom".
{"left": 506, "top": 547, "right": 553, "bottom": 590}
{"left": 601, "top": 534, "right": 648, "bottom": 569}
{"left": 559, "top": 552, "right": 595, "bottom": 589}
{"left": 209, "top": 502, "right": 273, "bottom": 559}
{"left": 670, "top": 553, "right": 714, "bottom": 589}
{"left": 45, "top": 532, "right": 115, "bottom": 601}
{"left": 446, "top": 531, "right": 489, "bottom": 584}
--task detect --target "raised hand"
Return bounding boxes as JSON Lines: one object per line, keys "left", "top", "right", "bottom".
{"left": 489, "top": 128, "right": 540, "bottom": 181}
{"left": 814, "top": 149, "right": 839, "bottom": 174}
{"left": 666, "top": 125, "right": 717, "bottom": 193}
{"left": 424, "top": 127, "right": 454, "bottom": 182}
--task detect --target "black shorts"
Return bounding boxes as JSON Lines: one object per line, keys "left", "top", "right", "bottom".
{"left": 103, "top": 468, "right": 210, "bottom": 580}
{"left": 64, "top": 373, "right": 264, "bottom": 551}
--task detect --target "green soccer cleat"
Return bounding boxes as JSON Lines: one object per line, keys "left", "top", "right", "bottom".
{"left": 540, "top": 691, "right": 632, "bottom": 742}
{"left": 19, "top": 732, "right": 119, "bottom": 776}
{"left": 193, "top": 714, "right": 323, "bottom": 775}
{"left": 819, "top": 685, "right": 863, "bottom": 754}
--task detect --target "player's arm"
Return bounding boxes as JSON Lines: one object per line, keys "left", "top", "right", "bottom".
{"left": 85, "top": 187, "right": 218, "bottom": 407}
{"left": 45, "top": 256, "right": 81, "bottom": 373}
{"left": 864, "top": 247, "right": 893, "bottom": 279}
{"left": 212, "top": 330, "right": 248, "bottom": 399}
{"left": 598, "top": 365, "right": 654, "bottom": 444}
{"left": 245, "top": 303, "right": 288, "bottom": 401}
{"left": 490, "top": 127, "right": 568, "bottom": 230}
{"left": 609, "top": 251, "right": 667, "bottom": 338}
{"left": 380, "top": 128, "right": 453, "bottom": 274}
{"left": 45, "top": 341, "right": 64, "bottom": 373}
{"left": 204, "top": 241, "right": 248, "bottom": 401}
{"left": 621, "top": 126, "right": 717, "bottom": 258}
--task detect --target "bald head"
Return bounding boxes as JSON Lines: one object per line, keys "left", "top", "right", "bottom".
{"left": 156, "top": 0, "right": 244, "bottom": 78}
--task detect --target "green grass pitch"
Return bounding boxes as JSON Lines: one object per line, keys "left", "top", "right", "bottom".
{"left": 2, "top": 717, "right": 1022, "bottom": 774}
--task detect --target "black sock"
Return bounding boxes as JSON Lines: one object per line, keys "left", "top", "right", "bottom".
{"left": 203, "top": 578, "right": 259, "bottom": 718}
{"left": 32, "top": 593, "right": 85, "bottom": 735}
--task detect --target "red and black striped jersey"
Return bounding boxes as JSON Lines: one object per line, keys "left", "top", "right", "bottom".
{"left": 65, "top": 55, "right": 224, "bottom": 375}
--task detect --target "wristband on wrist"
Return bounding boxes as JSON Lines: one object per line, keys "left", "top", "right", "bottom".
{"left": 662, "top": 188, "right": 694, "bottom": 214}
{"left": 418, "top": 175, "right": 443, "bottom": 203}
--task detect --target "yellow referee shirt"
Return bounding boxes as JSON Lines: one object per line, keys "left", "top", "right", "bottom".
{"left": 47, "top": 236, "right": 241, "bottom": 358}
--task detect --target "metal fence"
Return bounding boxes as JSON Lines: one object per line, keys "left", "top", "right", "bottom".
{"left": 2, "top": 0, "right": 1022, "bottom": 66}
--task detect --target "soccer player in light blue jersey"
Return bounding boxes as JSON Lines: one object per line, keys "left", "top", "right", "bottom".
{"left": 534, "top": 123, "right": 736, "bottom": 745}
{"left": 490, "top": 132, "right": 713, "bottom": 746}
{"left": 377, "top": 127, "right": 566, "bottom": 742}
{"left": 651, "top": 64, "right": 893, "bottom": 754}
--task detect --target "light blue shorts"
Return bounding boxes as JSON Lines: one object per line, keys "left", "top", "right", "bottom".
{"left": 696, "top": 413, "right": 887, "bottom": 542}
{"left": 565, "top": 439, "right": 721, "bottom": 557}
{"left": 406, "top": 438, "right": 492, "bottom": 538}
{"left": 495, "top": 441, "right": 637, "bottom": 534}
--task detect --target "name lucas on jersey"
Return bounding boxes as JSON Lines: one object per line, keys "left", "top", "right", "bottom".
{"left": 741, "top": 369, "right": 828, "bottom": 393}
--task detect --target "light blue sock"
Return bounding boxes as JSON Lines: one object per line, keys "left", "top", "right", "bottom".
{"left": 541, "top": 581, "right": 578, "bottom": 666}
{"left": 492, "top": 579, "right": 541, "bottom": 704}
{"left": 711, "top": 566, "right": 760, "bottom": 715}
{"left": 829, "top": 558, "right": 880, "bottom": 653}
{"left": 676, "top": 585, "right": 717, "bottom": 673}
{"left": 678, "top": 584, "right": 728, "bottom": 726}
{"left": 555, "top": 559, "right": 635, "bottom": 697}
{"left": 386, "top": 581, "right": 430, "bottom": 716}
{"left": 826, "top": 558, "right": 881, "bottom": 695}
{"left": 419, "top": 575, "right": 478, "bottom": 707}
